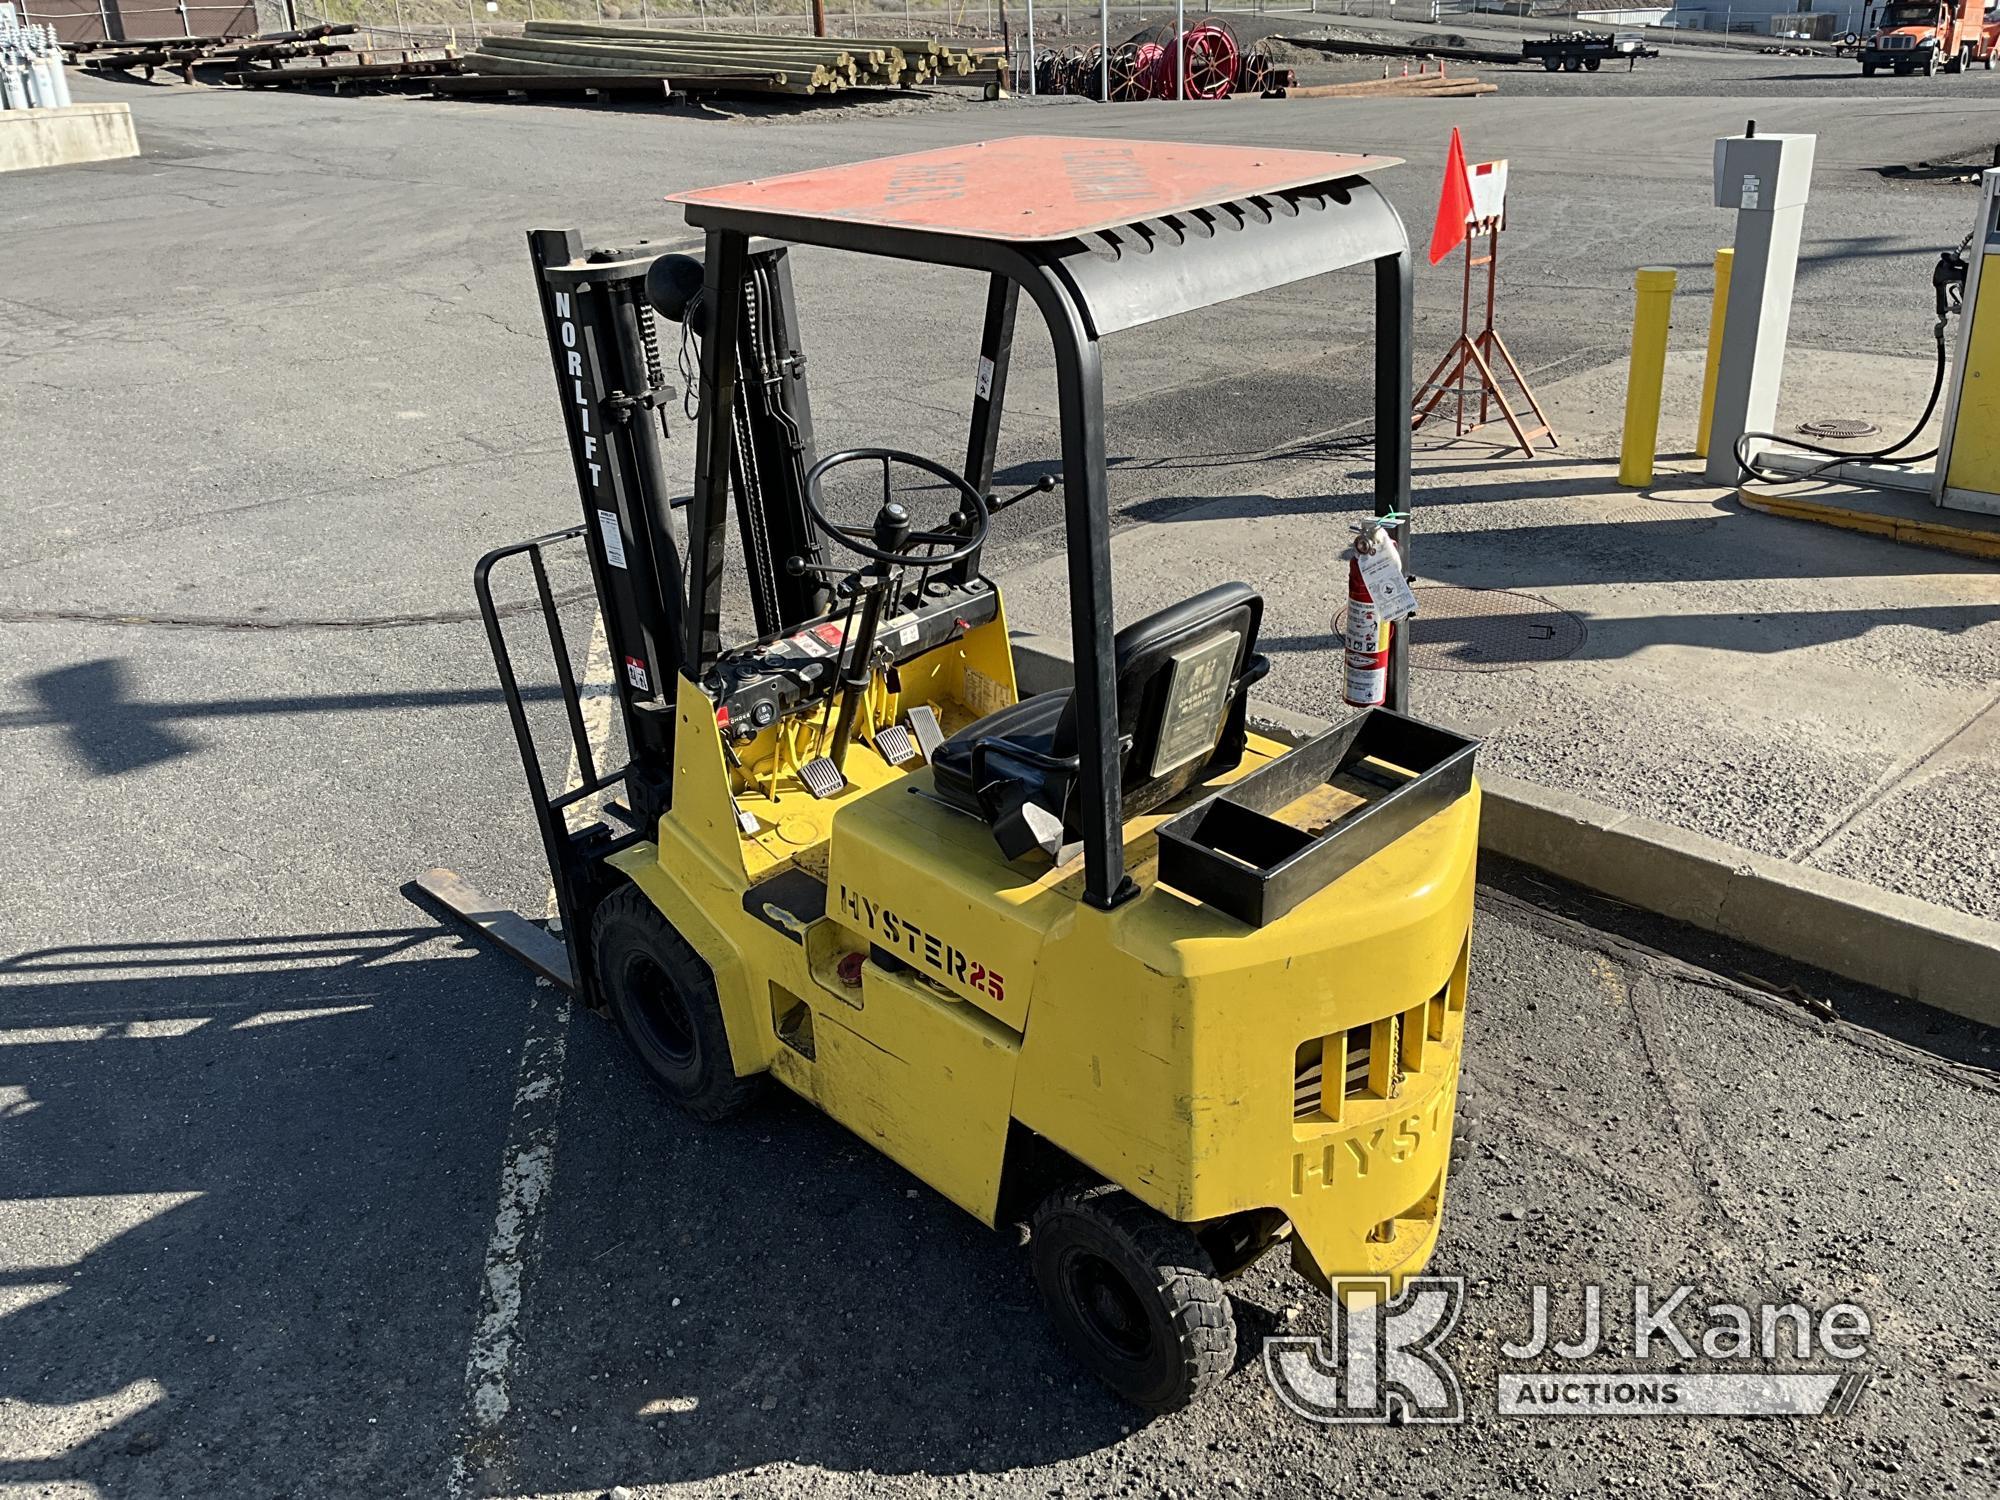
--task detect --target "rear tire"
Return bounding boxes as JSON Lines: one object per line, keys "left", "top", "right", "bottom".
{"left": 1030, "top": 1185, "right": 1236, "bottom": 1413}
{"left": 1862, "top": 60, "right": 1876, "bottom": 75}
{"left": 592, "top": 884, "right": 759, "bottom": 1121}
{"left": 1541, "top": 56, "right": 1559, "bottom": 71}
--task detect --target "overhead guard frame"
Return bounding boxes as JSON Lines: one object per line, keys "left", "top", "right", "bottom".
{"left": 675, "top": 139, "right": 1415, "bottom": 913}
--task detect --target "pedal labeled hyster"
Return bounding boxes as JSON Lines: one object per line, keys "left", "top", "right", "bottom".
{"left": 798, "top": 757, "right": 845, "bottom": 799}
{"left": 874, "top": 723, "right": 918, "bottom": 766}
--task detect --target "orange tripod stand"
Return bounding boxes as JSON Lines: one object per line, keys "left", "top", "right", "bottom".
{"left": 1411, "top": 215, "right": 1557, "bottom": 458}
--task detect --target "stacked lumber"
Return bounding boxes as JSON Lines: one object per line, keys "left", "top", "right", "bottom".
{"left": 463, "top": 21, "right": 998, "bottom": 98}
{"left": 1274, "top": 70, "right": 1496, "bottom": 99}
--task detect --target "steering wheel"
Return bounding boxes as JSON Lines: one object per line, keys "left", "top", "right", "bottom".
{"left": 803, "top": 448, "right": 990, "bottom": 566}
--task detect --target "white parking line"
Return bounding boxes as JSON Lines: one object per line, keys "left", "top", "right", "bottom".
{"left": 447, "top": 614, "right": 611, "bottom": 1499}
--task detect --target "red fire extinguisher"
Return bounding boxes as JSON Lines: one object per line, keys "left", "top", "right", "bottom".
{"left": 1343, "top": 519, "right": 1395, "bottom": 709}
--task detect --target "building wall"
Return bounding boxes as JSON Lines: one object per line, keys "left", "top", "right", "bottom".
{"left": 1669, "top": 0, "right": 1869, "bottom": 31}
{"left": 25, "top": 0, "right": 259, "bottom": 46}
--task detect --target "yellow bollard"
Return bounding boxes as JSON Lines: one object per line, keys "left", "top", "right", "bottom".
{"left": 1619, "top": 267, "right": 1677, "bottom": 488}
{"left": 1694, "top": 248, "right": 1734, "bottom": 459}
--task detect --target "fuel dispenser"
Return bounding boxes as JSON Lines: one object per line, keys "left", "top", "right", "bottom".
{"left": 1717, "top": 131, "right": 1998, "bottom": 517}
{"left": 1934, "top": 168, "right": 2000, "bottom": 515}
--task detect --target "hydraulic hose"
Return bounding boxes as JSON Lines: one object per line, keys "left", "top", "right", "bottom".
{"left": 1734, "top": 316, "right": 1949, "bottom": 485}
{"left": 1734, "top": 242, "right": 1965, "bottom": 486}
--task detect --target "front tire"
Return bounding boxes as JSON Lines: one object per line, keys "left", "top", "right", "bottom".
{"left": 1030, "top": 1184, "right": 1236, "bottom": 1413}
{"left": 592, "top": 884, "right": 759, "bottom": 1120}
{"left": 1862, "top": 60, "right": 1877, "bottom": 75}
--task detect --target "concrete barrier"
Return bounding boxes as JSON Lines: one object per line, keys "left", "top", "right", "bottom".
{"left": 1009, "top": 633, "right": 2000, "bottom": 1028}
{"left": 0, "top": 102, "right": 139, "bottom": 175}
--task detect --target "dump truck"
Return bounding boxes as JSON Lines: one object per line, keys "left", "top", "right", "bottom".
{"left": 1860, "top": 0, "right": 2000, "bottom": 74}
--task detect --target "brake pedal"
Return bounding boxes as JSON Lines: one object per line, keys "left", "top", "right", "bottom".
{"left": 875, "top": 723, "right": 918, "bottom": 766}
{"left": 906, "top": 705, "right": 945, "bottom": 763}
{"left": 800, "top": 757, "right": 846, "bottom": 799}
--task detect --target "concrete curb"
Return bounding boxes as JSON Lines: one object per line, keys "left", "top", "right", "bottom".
{"left": 1740, "top": 484, "right": 2000, "bottom": 562}
{"left": 0, "top": 103, "right": 139, "bottom": 175}
{"left": 1009, "top": 634, "right": 2000, "bottom": 1028}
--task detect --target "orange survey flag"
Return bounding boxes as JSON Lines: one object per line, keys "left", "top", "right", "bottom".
{"left": 1428, "top": 127, "right": 1475, "bottom": 266}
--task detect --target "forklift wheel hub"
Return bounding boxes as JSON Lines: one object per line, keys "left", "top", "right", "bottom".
{"left": 1064, "top": 1249, "right": 1155, "bottom": 1362}
{"left": 621, "top": 951, "right": 698, "bottom": 1068}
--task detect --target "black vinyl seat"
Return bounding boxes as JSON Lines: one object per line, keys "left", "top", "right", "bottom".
{"left": 930, "top": 583, "right": 1269, "bottom": 861}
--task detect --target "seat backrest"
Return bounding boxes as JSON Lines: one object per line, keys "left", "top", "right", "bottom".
{"left": 1052, "top": 583, "right": 1267, "bottom": 821}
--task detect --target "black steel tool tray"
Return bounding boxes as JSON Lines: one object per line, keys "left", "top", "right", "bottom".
{"left": 1156, "top": 709, "right": 1479, "bottom": 927}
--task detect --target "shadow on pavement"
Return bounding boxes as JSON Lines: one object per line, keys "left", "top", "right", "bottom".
{"left": 0, "top": 925, "right": 1136, "bottom": 1498}
{"left": 9, "top": 657, "right": 562, "bottom": 778}
{"left": 1266, "top": 599, "right": 1995, "bottom": 665}
{"left": 0, "top": 927, "right": 509, "bottom": 1497}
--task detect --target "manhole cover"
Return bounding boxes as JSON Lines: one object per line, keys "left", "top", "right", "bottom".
{"left": 1408, "top": 585, "right": 1587, "bottom": 672}
{"left": 1797, "top": 417, "right": 1879, "bottom": 440}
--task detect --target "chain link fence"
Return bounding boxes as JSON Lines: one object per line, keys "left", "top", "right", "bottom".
{"left": 282, "top": 0, "right": 1388, "bottom": 46}
{"left": 292, "top": 0, "right": 1019, "bottom": 42}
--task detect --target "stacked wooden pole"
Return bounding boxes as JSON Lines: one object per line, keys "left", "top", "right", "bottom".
{"left": 1276, "top": 70, "right": 1496, "bottom": 99}
{"left": 464, "top": 20, "right": 996, "bottom": 97}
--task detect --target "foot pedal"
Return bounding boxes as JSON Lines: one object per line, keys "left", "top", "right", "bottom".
{"left": 906, "top": 705, "right": 945, "bottom": 763}
{"left": 799, "top": 756, "right": 846, "bottom": 799}
{"left": 874, "top": 723, "right": 918, "bottom": 766}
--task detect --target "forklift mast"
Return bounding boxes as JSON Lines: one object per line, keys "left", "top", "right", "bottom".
{"left": 471, "top": 228, "right": 829, "bottom": 998}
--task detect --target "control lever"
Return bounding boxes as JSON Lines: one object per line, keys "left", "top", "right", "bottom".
{"left": 941, "top": 475, "right": 1056, "bottom": 540}
{"left": 988, "top": 473, "right": 1058, "bottom": 514}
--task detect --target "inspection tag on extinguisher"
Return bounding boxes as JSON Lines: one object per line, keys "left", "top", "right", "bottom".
{"left": 1356, "top": 538, "right": 1419, "bottom": 623}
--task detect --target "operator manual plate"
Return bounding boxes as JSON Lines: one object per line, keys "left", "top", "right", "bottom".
{"left": 1150, "top": 631, "right": 1239, "bottom": 778}
{"left": 669, "top": 137, "right": 1402, "bottom": 245}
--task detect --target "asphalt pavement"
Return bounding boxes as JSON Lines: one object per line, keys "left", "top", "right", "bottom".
{"left": 2, "top": 64, "right": 1998, "bottom": 1500}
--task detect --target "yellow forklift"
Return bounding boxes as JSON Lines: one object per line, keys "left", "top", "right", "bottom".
{"left": 426, "top": 137, "right": 1481, "bottom": 1412}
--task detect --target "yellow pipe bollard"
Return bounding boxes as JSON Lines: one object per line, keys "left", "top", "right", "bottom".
{"left": 1695, "top": 248, "right": 1734, "bottom": 459}
{"left": 1619, "top": 267, "right": 1677, "bottom": 488}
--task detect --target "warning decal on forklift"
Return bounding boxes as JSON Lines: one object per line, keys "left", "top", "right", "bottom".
{"left": 976, "top": 356, "right": 995, "bottom": 401}
{"left": 624, "top": 656, "right": 650, "bottom": 691}
{"left": 597, "top": 509, "right": 628, "bottom": 569}
{"left": 963, "top": 667, "right": 1010, "bottom": 719}
{"left": 791, "top": 626, "right": 840, "bottom": 659}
